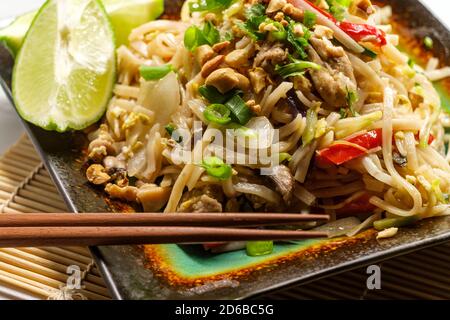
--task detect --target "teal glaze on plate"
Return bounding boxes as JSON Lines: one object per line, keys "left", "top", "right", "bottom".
{"left": 156, "top": 239, "right": 323, "bottom": 278}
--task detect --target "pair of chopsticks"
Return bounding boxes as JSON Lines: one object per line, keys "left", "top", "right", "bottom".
{"left": 0, "top": 213, "right": 329, "bottom": 247}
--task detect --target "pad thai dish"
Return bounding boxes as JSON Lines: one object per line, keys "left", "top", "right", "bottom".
{"left": 84, "top": 0, "right": 450, "bottom": 249}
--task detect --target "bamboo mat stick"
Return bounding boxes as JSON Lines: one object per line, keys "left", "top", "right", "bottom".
{"left": 0, "top": 165, "right": 32, "bottom": 178}
{"left": 9, "top": 149, "right": 42, "bottom": 161}
{"left": 0, "top": 175, "right": 23, "bottom": 185}
{"left": 0, "top": 249, "right": 70, "bottom": 281}
{"left": 2, "top": 207, "right": 22, "bottom": 214}
{"left": 41, "top": 247, "right": 94, "bottom": 265}
{"left": 0, "top": 180, "right": 16, "bottom": 193}
{"left": 0, "top": 271, "right": 50, "bottom": 298}
{"left": 17, "top": 190, "right": 67, "bottom": 211}
{"left": 0, "top": 261, "right": 65, "bottom": 289}
{"left": 0, "top": 250, "right": 109, "bottom": 297}
{"left": 34, "top": 175, "right": 54, "bottom": 185}
{"left": 19, "top": 248, "right": 104, "bottom": 286}
{"left": 0, "top": 170, "right": 28, "bottom": 182}
{"left": 28, "top": 180, "right": 59, "bottom": 193}
{"left": 4, "top": 153, "right": 40, "bottom": 165}
{"left": 2, "top": 158, "right": 38, "bottom": 172}
{"left": 64, "top": 247, "right": 92, "bottom": 256}
{"left": 22, "top": 185, "right": 65, "bottom": 203}
{"left": 12, "top": 197, "right": 61, "bottom": 213}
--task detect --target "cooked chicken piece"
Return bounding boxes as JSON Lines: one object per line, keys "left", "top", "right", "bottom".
{"left": 246, "top": 100, "right": 262, "bottom": 114}
{"left": 249, "top": 67, "right": 268, "bottom": 94}
{"left": 105, "top": 183, "right": 139, "bottom": 202}
{"left": 254, "top": 42, "right": 288, "bottom": 71}
{"left": 205, "top": 67, "right": 250, "bottom": 93}
{"left": 349, "top": 0, "right": 375, "bottom": 19}
{"left": 137, "top": 184, "right": 171, "bottom": 212}
{"left": 314, "top": 25, "right": 334, "bottom": 39}
{"left": 282, "top": 3, "right": 304, "bottom": 20}
{"left": 177, "top": 195, "right": 222, "bottom": 213}
{"left": 267, "top": 0, "right": 287, "bottom": 13}
{"left": 307, "top": 37, "right": 357, "bottom": 108}
{"left": 177, "top": 185, "right": 224, "bottom": 213}
{"left": 86, "top": 164, "right": 111, "bottom": 185}
{"left": 266, "top": 165, "right": 295, "bottom": 204}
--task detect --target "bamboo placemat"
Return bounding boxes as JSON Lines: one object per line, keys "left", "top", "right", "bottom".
{"left": 0, "top": 135, "right": 448, "bottom": 300}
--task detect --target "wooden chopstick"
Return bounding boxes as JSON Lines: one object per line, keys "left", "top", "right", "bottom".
{"left": 0, "top": 213, "right": 329, "bottom": 227}
{"left": 0, "top": 213, "right": 330, "bottom": 247}
{"left": 0, "top": 226, "right": 328, "bottom": 247}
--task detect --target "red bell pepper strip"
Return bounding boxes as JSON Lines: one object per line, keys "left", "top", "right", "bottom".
{"left": 337, "top": 22, "right": 387, "bottom": 46}
{"left": 316, "top": 129, "right": 382, "bottom": 166}
{"left": 296, "top": 0, "right": 387, "bottom": 47}
{"left": 335, "top": 193, "right": 377, "bottom": 216}
{"left": 316, "top": 129, "right": 435, "bottom": 167}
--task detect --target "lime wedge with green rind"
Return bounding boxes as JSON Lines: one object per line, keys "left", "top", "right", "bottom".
{"left": 12, "top": 0, "right": 116, "bottom": 132}
{"left": 0, "top": 0, "right": 164, "bottom": 56}
{"left": 106, "top": 0, "right": 164, "bottom": 47}
{"left": 0, "top": 12, "right": 36, "bottom": 56}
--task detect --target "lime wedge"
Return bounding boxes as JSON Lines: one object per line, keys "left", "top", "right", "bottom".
{"left": 12, "top": 0, "right": 116, "bottom": 132}
{"left": 0, "top": 12, "right": 36, "bottom": 56}
{"left": 0, "top": 0, "right": 164, "bottom": 55}
{"left": 105, "top": 0, "right": 164, "bottom": 46}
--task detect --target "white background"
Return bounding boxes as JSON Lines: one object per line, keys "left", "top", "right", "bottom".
{"left": 0, "top": 0, "right": 449, "bottom": 152}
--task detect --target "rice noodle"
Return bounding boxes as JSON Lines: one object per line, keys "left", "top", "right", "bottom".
{"left": 369, "top": 87, "right": 422, "bottom": 216}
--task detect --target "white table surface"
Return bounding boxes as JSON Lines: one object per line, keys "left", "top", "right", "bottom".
{"left": 0, "top": 0, "right": 449, "bottom": 153}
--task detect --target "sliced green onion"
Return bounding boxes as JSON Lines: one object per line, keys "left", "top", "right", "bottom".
{"left": 189, "top": 0, "right": 233, "bottom": 12}
{"left": 246, "top": 241, "right": 273, "bottom": 257}
{"left": 373, "top": 216, "right": 420, "bottom": 231}
{"left": 302, "top": 108, "right": 318, "bottom": 146}
{"left": 165, "top": 123, "right": 176, "bottom": 136}
{"left": 407, "top": 58, "right": 415, "bottom": 68}
{"left": 198, "top": 85, "right": 236, "bottom": 104}
{"left": 279, "top": 153, "right": 292, "bottom": 163}
{"left": 275, "top": 61, "right": 321, "bottom": 78}
{"left": 202, "top": 156, "right": 232, "bottom": 180}
{"left": 140, "top": 65, "right": 173, "bottom": 80}
{"left": 184, "top": 22, "right": 220, "bottom": 51}
{"left": 203, "top": 104, "right": 232, "bottom": 125}
{"left": 424, "top": 36, "right": 433, "bottom": 50}
{"left": 362, "top": 47, "right": 377, "bottom": 59}
{"left": 268, "top": 21, "right": 287, "bottom": 41}
{"left": 225, "top": 95, "right": 254, "bottom": 125}
{"left": 346, "top": 90, "right": 359, "bottom": 117}
{"left": 286, "top": 22, "right": 310, "bottom": 59}
{"left": 335, "top": 0, "right": 352, "bottom": 7}
{"left": 165, "top": 123, "right": 182, "bottom": 143}
{"left": 303, "top": 11, "right": 317, "bottom": 29}
{"left": 184, "top": 25, "right": 206, "bottom": 51}
{"left": 327, "top": 0, "right": 346, "bottom": 21}
{"left": 237, "top": 3, "right": 267, "bottom": 40}
{"left": 202, "top": 21, "right": 220, "bottom": 46}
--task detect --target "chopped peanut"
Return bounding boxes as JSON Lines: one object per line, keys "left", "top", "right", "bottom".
{"left": 201, "top": 55, "right": 225, "bottom": 78}
{"left": 86, "top": 164, "right": 111, "bottom": 185}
